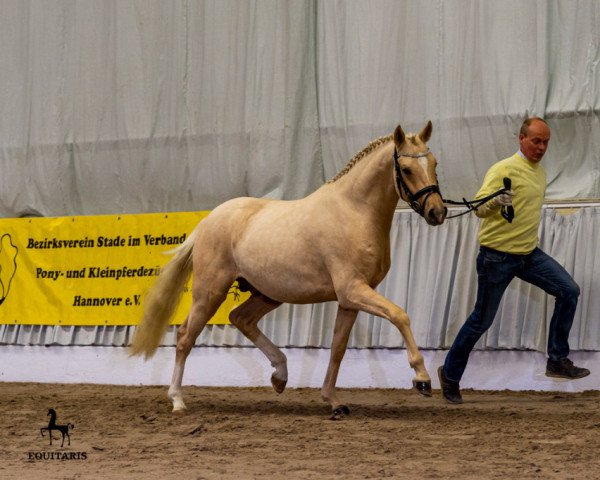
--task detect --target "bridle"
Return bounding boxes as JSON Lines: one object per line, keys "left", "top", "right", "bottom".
{"left": 393, "top": 148, "right": 513, "bottom": 221}
{"left": 393, "top": 148, "right": 443, "bottom": 217}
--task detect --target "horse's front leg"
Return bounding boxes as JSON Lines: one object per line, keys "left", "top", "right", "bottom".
{"left": 340, "top": 283, "right": 431, "bottom": 395}
{"left": 321, "top": 306, "right": 357, "bottom": 419}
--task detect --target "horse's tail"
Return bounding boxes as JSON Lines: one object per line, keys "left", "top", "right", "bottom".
{"left": 130, "top": 225, "right": 200, "bottom": 359}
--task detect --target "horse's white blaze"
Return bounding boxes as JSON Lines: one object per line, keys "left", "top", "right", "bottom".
{"left": 418, "top": 157, "right": 432, "bottom": 182}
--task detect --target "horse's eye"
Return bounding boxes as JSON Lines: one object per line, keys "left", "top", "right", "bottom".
{"left": 402, "top": 167, "right": 411, "bottom": 175}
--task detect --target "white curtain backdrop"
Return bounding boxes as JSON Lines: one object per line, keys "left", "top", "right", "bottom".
{"left": 0, "top": 0, "right": 599, "bottom": 218}
{"left": 1, "top": 1, "right": 599, "bottom": 352}
{"left": 0, "top": 0, "right": 323, "bottom": 216}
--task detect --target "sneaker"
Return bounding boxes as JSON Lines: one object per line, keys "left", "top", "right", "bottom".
{"left": 545, "top": 358, "right": 590, "bottom": 379}
{"left": 438, "top": 366, "right": 463, "bottom": 404}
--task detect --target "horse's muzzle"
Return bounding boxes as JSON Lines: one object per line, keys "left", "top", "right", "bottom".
{"left": 425, "top": 205, "right": 447, "bottom": 226}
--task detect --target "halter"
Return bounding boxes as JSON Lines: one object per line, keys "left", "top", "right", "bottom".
{"left": 393, "top": 148, "right": 442, "bottom": 217}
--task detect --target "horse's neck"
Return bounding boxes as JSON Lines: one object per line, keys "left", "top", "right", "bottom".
{"left": 329, "top": 141, "right": 398, "bottom": 221}
{"left": 48, "top": 413, "right": 57, "bottom": 426}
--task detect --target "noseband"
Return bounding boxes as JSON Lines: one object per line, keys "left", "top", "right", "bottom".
{"left": 393, "top": 148, "right": 442, "bottom": 216}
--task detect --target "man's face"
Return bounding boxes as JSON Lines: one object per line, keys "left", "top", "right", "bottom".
{"left": 519, "top": 120, "right": 551, "bottom": 163}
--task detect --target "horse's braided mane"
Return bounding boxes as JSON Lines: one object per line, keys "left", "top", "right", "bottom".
{"left": 327, "top": 134, "right": 393, "bottom": 183}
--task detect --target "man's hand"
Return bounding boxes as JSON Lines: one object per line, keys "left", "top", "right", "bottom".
{"left": 493, "top": 190, "right": 514, "bottom": 206}
{"left": 475, "top": 190, "right": 515, "bottom": 218}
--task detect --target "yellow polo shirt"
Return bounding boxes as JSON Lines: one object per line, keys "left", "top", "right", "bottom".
{"left": 475, "top": 152, "right": 546, "bottom": 254}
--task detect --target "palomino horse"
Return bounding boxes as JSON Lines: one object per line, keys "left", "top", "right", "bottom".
{"left": 131, "top": 121, "right": 447, "bottom": 418}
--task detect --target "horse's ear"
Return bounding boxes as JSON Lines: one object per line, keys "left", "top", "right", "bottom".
{"left": 418, "top": 121, "right": 433, "bottom": 143}
{"left": 393, "top": 125, "right": 405, "bottom": 146}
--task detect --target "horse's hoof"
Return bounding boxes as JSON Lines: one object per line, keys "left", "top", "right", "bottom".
{"left": 413, "top": 380, "right": 432, "bottom": 397}
{"left": 171, "top": 400, "right": 188, "bottom": 415}
{"left": 271, "top": 374, "right": 287, "bottom": 394}
{"left": 330, "top": 405, "right": 350, "bottom": 420}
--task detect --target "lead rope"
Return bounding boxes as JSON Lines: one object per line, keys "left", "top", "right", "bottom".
{"left": 442, "top": 187, "right": 510, "bottom": 219}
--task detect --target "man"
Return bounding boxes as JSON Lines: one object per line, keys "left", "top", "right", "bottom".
{"left": 438, "top": 117, "right": 589, "bottom": 404}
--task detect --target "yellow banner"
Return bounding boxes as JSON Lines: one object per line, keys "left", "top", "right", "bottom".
{"left": 0, "top": 212, "right": 249, "bottom": 326}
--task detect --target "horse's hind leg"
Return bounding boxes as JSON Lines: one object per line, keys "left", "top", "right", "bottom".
{"left": 340, "top": 283, "right": 431, "bottom": 395}
{"left": 321, "top": 306, "right": 357, "bottom": 419}
{"left": 229, "top": 293, "right": 286, "bottom": 393}
{"left": 168, "top": 281, "right": 231, "bottom": 413}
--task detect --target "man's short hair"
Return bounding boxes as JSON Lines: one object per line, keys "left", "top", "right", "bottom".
{"left": 520, "top": 117, "right": 548, "bottom": 137}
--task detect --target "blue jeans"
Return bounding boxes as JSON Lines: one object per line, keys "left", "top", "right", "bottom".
{"left": 443, "top": 246, "right": 580, "bottom": 383}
